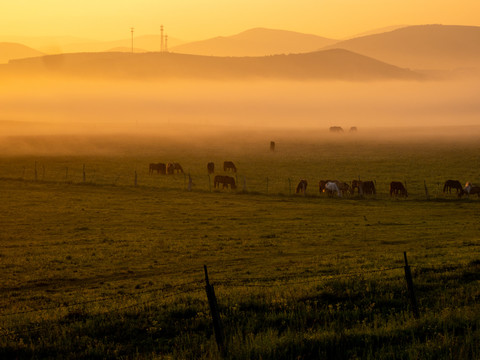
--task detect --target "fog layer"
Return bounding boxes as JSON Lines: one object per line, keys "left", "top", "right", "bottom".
{"left": 1, "top": 77, "right": 479, "bottom": 155}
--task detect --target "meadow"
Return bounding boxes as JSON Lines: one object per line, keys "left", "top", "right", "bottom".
{"left": 0, "top": 132, "right": 479, "bottom": 359}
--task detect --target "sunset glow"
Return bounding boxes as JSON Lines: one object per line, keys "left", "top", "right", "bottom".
{"left": 1, "top": 0, "right": 480, "bottom": 41}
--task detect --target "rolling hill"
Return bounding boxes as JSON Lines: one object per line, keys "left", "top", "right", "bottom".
{"left": 3, "top": 49, "right": 421, "bottom": 81}
{"left": 322, "top": 24, "right": 480, "bottom": 71}
{"left": 170, "top": 28, "right": 337, "bottom": 56}
{"left": 0, "top": 42, "right": 44, "bottom": 64}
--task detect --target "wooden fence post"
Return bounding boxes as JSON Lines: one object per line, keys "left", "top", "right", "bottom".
{"left": 403, "top": 252, "right": 420, "bottom": 319}
{"left": 204, "top": 265, "right": 226, "bottom": 357}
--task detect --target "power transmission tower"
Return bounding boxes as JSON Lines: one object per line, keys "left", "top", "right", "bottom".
{"left": 160, "top": 25, "right": 164, "bottom": 52}
{"left": 130, "top": 27, "right": 134, "bottom": 53}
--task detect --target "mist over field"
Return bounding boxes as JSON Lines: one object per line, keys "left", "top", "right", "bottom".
{"left": 1, "top": 75, "right": 479, "bottom": 156}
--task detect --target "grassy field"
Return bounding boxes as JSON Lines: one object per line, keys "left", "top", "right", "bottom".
{"left": 0, "top": 134, "right": 479, "bottom": 359}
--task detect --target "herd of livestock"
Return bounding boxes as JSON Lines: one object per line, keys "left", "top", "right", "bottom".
{"left": 149, "top": 161, "right": 479, "bottom": 198}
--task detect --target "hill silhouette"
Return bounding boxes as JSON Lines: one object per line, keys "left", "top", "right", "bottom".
{"left": 170, "top": 28, "right": 337, "bottom": 56}
{"left": 3, "top": 49, "right": 420, "bottom": 81}
{"left": 323, "top": 25, "right": 480, "bottom": 71}
{"left": 0, "top": 42, "right": 44, "bottom": 64}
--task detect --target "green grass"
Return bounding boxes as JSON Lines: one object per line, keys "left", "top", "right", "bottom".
{"left": 0, "top": 136, "right": 479, "bottom": 359}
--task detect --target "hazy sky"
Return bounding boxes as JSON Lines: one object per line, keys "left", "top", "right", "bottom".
{"left": 1, "top": 0, "right": 480, "bottom": 41}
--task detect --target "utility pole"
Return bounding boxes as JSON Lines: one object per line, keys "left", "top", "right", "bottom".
{"left": 165, "top": 34, "right": 168, "bottom": 52}
{"left": 130, "top": 27, "right": 134, "bottom": 53}
{"left": 160, "top": 25, "right": 164, "bottom": 52}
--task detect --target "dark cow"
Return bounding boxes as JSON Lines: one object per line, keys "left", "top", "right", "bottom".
{"left": 224, "top": 161, "right": 237, "bottom": 172}
{"left": 270, "top": 141, "right": 276, "bottom": 152}
{"left": 443, "top": 180, "right": 462, "bottom": 194}
{"left": 296, "top": 179, "right": 308, "bottom": 194}
{"left": 362, "top": 181, "right": 376, "bottom": 195}
{"left": 214, "top": 175, "right": 237, "bottom": 190}
{"left": 149, "top": 163, "right": 166, "bottom": 175}
{"left": 351, "top": 180, "right": 363, "bottom": 195}
{"left": 390, "top": 181, "right": 408, "bottom": 197}
{"left": 207, "top": 162, "right": 215, "bottom": 174}
{"left": 167, "top": 162, "right": 184, "bottom": 174}
{"left": 319, "top": 180, "right": 333, "bottom": 193}
{"left": 329, "top": 126, "right": 344, "bottom": 133}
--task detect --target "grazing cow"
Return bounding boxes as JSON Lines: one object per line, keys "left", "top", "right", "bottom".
{"left": 207, "top": 162, "right": 215, "bottom": 174}
{"left": 149, "top": 163, "right": 166, "bottom": 175}
{"left": 459, "top": 182, "right": 480, "bottom": 197}
{"left": 319, "top": 180, "right": 331, "bottom": 193}
{"left": 362, "top": 181, "right": 376, "bottom": 195}
{"left": 337, "top": 182, "right": 350, "bottom": 196}
{"left": 325, "top": 181, "right": 341, "bottom": 197}
{"left": 351, "top": 180, "right": 363, "bottom": 195}
{"left": 270, "top": 141, "right": 276, "bottom": 152}
{"left": 167, "top": 162, "right": 184, "bottom": 174}
{"left": 296, "top": 180, "right": 308, "bottom": 194}
{"left": 214, "top": 175, "right": 237, "bottom": 190}
{"left": 329, "top": 126, "right": 344, "bottom": 133}
{"left": 390, "top": 181, "right": 408, "bottom": 197}
{"left": 224, "top": 161, "right": 237, "bottom": 173}
{"left": 443, "top": 180, "right": 462, "bottom": 194}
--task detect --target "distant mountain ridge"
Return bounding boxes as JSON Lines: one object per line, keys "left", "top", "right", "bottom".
{"left": 322, "top": 24, "right": 480, "bottom": 70}
{"left": 3, "top": 49, "right": 421, "bottom": 81}
{"left": 170, "top": 28, "right": 337, "bottom": 56}
{"left": 0, "top": 42, "right": 44, "bottom": 64}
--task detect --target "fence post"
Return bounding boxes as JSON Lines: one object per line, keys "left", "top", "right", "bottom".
{"left": 204, "top": 265, "right": 226, "bottom": 357}
{"left": 403, "top": 252, "right": 420, "bottom": 319}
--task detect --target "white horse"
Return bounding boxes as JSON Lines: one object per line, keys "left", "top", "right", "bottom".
{"left": 325, "top": 181, "right": 341, "bottom": 197}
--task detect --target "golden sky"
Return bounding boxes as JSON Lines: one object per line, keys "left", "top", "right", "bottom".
{"left": 1, "top": 0, "right": 480, "bottom": 41}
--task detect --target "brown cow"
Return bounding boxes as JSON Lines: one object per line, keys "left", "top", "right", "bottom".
{"left": 207, "top": 162, "right": 215, "bottom": 174}
{"left": 149, "top": 163, "right": 166, "bottom": 175}
{"left": 167, "top": 162, "right": 184, "bottom": 174}
{"left": 296, "top": 180, "right": 308, "bottom": 194}
{"left": 363, "top": 181, "right": 376, "bottom": 195}
{"left": 443, "top": 180, "right": 462, "bottom": 194}
{"left": 214, "top": 175, "right": 237, "bottom": 189}
{"left": 390, "top": 181, "right": 408, "bottom": 197}
{"left": 224, "top": 161, "right": 237, "bottom": 172}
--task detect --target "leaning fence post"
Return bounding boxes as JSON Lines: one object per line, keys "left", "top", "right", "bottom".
{"left": 403, "top": 252, "right": 420, "bottom": 319}
{"left": 204, "top": 265, "right": 226, "bottom": 357}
